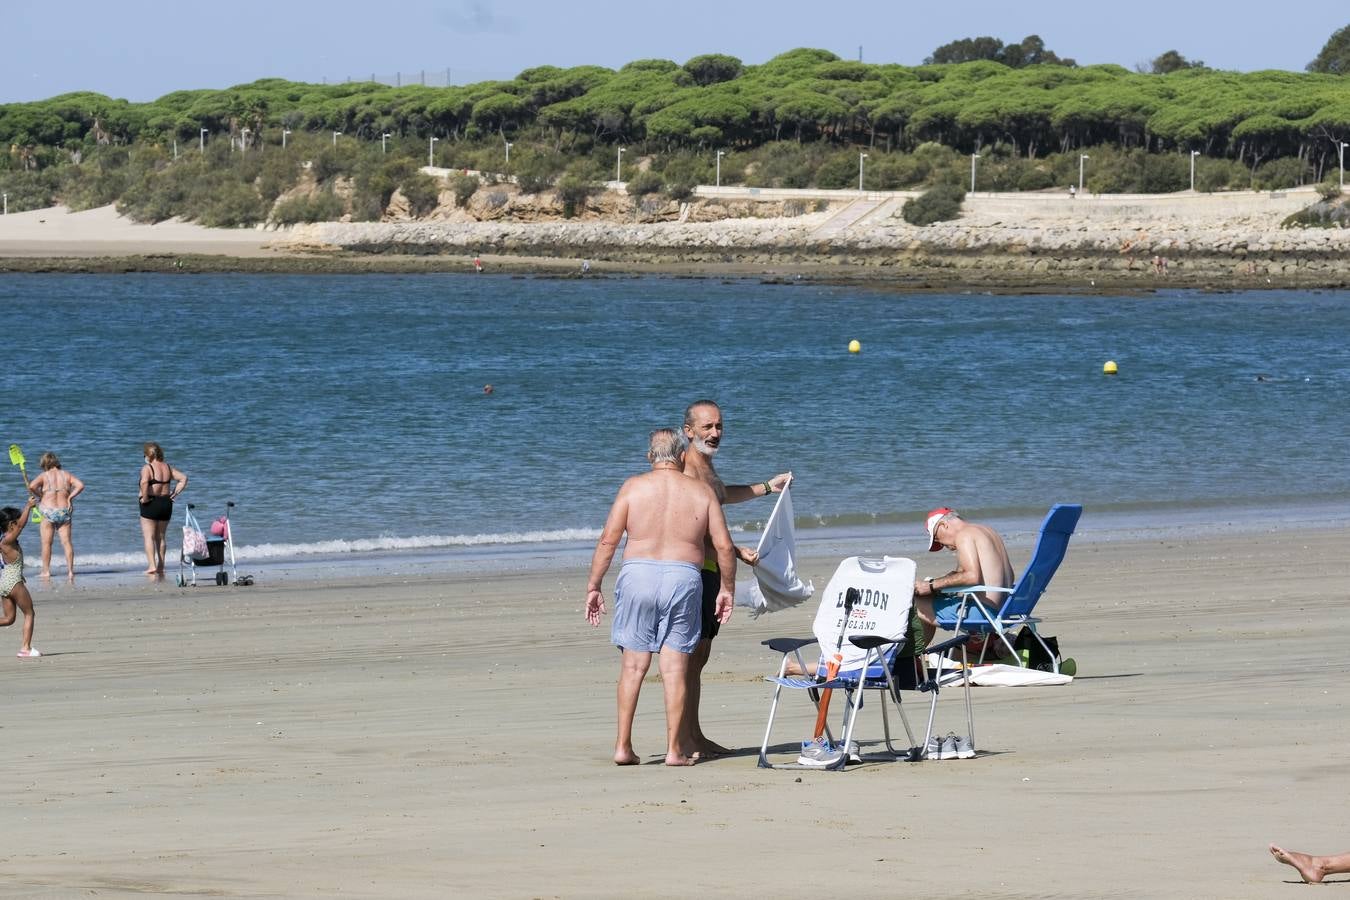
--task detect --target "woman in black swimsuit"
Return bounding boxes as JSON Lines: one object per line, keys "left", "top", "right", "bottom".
{"left": 139, "top": 442, "right": 188, "bottom": 576}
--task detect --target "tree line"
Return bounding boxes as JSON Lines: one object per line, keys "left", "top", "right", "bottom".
{"left": 1, "top": 35, "right": 1347, "bottom": 224}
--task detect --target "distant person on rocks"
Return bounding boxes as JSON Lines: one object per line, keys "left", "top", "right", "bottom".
{"left": 585, "top": 428, "right": 736, "bottom": 767}
{"left": 24, "top": 451, "right": 85, "bottom": 581}
{"left": 1270, "top": 844, "right": 1350, "bottom": 884}
{"left": 138, "top": 442, "right": 188, "bottom": 576}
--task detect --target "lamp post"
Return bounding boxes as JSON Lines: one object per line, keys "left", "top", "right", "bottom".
{"left": 381, "top": 132, "right": 391, "bottom": 154}
{"left": 332, "top": 131, "right": 342, "bottom": 147}
{"left": 970, "top": 152, "right": 981, "bottom": 192}
{"left": 282, "top": 128, "right": 292, "bottom": 149}
{"left": 1078, "top": 154, "right": 1090, "bottom": 195}
{"left": 616, "top": 146, "right": 625, "bottom": 183}
{"left": 429, "top": 135, "right": 439, "bottom": 167}
{"left": 2, "top": 194, "right": 7, "bottom": 215}
{"left": 1340, "top": 141, "right": 1347, "bottom": 193}
{"left": 716, "top": 149, "right": 725, "bottom": 187}
{"left": 504, "top": 141, "right": 512, "bottom": 165}
{"left": 200, "top": 128, "right": 208, "bottom": 152}
{"left": 858, "top": 152, "right": 868, "bottom": 191}
{"left": 1190, "top": 150, "right": 1200, "bottom": 191}
{"left": 241, "top": 127, "right": 251, "bottom": 151}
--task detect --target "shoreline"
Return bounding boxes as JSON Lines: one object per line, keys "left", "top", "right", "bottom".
{"left": 7, "top": 523, "right": 1349, "bottom": 897}
{"left": 37, "top": 493, "right": 1350, "bottom": 593}
{"left": 5, "top": 250, "right": 1348, "bottom": 293}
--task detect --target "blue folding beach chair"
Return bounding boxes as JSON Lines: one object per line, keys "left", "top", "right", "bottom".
{"left": 934, "top": 503, "right": 1083, "bottom": 673}
{"left": 758, "top": 556, "right": 975, "bottom": 771}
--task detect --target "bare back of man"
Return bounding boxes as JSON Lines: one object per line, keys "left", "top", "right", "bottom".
{"left": 617, "top": 470, "right": 717, "bottom": 566}
{"left": 586, "top": 429, "right": 735, "bottom": 767}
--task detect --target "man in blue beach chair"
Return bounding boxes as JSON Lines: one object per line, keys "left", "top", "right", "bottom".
{"left": 912, "top": 508, "right": 1014, "bottom": 652}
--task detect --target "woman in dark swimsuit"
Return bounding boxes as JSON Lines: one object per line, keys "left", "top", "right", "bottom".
{"left": 139, "top": 442, "right": 188, "bottom": 576}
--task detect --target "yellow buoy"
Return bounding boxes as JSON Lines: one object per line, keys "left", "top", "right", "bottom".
{"left": 848, "top": 340, "right": 861, "bottom": 354}
{"left": 1103, "top": 360, "right": 1118, "bottom": 375}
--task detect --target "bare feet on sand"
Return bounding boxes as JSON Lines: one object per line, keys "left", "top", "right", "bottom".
{"left": 664, "top": 751, "right": 696, "bottom": 766}
{"left": 1270, "top": 844, "right": 1327, "bottom": 884}
{"left": 613, "top": 747, "right": 640, "bottom": 766}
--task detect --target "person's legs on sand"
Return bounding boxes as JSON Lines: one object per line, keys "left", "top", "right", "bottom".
{"left": 57, "top": 521, "right": 75, "bottom": 581}
{"left": 658, "top": 646, "right": 695, "bottom": 766}
{"left": 15, "top": 585, "right": 35, "bottom": 653}
{"left": 686, "top": 638, "right": 732, "bottom": 757}
{"left": 140, "top": 516, "right": 158, "bottom": 574}
{"left": 1270, "top": 844, "right": 1350, "bottom": 884}
{"left": 2, "top": 585, "right": 37, "bottom": 654}
{"left": 153, "top": 520, "right": 169, "bottom": 574}
{"left": 614, "top": 649, "right": 652, "bottom": 765}
{"left": 39, "top": 517, "right": 54, "bottom": 578}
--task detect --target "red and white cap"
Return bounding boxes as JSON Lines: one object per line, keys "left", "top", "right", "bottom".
{"left": 925, "top": 507, "right": 955, "bottom": 552}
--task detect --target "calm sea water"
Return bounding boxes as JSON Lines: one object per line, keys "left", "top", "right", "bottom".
{"left": 3, "top": 273, "right": 1348, "bottom": 575}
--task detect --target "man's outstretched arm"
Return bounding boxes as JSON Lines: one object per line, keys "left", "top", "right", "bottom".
{"left": 723, "top": 471, "right": 791, "bottom": 505}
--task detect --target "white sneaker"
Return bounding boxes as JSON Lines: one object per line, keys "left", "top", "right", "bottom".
{"left": 797, "top": 737, "right": 845, "bottom": 768}
{"left": 955, "top": 734, "right": 975, "bottom": 759}
{"left": 924, "top": 734, "right": 944, "bottom": 760}
{"left": 939, "top": 733, "right": 959, "bottom": 760}
{"left": 846, "top": 740, "right": 861, "bottom": 763}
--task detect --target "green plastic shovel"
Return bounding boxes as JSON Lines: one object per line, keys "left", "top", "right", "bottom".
{"left": 7, "top": 443, "right": 41, "bottom": 523}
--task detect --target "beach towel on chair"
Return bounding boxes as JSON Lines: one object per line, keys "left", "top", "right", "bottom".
{"left": 739, "top": 483, "right": 814, "bottom": 617}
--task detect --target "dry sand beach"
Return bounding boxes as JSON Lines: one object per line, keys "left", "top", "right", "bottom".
{"left": 5, "top": 525, "right": 1348, "bottom": 898}
{"left": 0, "top": 205, "right": 277, "bottom": 259}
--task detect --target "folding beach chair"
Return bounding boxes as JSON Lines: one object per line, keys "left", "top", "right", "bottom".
{"left": 758, "top": 556, "right": 975, "bottom": 771}
{"left": 934, "top": 503, "right": 1083, "bottom": 673}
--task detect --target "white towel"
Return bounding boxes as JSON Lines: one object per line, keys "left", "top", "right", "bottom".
{"left": 939, "top": 663, "right": 1073, "bottom": 687}
{"left": 736, "top": 483, "right": 814, "bottom": 617}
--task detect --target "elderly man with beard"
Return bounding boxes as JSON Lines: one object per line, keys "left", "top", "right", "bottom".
{"left": 681, "top": 399, "right": 791, "bottom": 757}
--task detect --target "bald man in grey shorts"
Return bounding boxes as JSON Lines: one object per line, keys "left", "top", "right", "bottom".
{"left": 585, "top": 428, "right": 736, "bottom": 766}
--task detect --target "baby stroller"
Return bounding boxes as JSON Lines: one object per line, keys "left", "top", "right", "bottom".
{"left": 178, "top": 502, "right": 246, "bottom": 586}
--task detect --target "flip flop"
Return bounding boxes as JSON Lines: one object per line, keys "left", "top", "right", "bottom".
{"left": 17, "top": 648, "right": 41, "bottom": 659}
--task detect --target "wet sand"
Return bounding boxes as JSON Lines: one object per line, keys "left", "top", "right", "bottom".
{"left": 4, "top": 524, "right": 1348, "bottom": 898}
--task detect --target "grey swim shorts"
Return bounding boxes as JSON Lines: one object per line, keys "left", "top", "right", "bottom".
{"left": 611, "top": 558, "right": 703, "bottom": 654}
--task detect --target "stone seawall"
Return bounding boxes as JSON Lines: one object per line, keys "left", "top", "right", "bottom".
{"left": 278, "top": 210, "right": 1350, "bottom": 287}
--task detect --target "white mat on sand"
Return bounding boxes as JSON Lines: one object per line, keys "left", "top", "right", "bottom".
{"left": 939, "top": 663, "right": 1073, "bottom": 687}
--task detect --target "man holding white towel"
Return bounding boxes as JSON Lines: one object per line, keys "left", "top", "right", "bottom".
{"left": 681, "top": 399, "right": 791, "bottom": 756}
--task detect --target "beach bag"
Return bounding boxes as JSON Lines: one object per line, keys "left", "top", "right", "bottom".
{"left": 183, "top": 524, "right": 209, "bottom": 560}
{"left": 1014, "top": 627, "right": 1062, "bottom": 672}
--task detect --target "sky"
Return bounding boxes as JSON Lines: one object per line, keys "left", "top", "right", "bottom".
{"left": 4, "top": 0, "right": 1346, "bottom": 104}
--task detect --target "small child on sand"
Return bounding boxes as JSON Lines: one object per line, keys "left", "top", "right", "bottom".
{"left": 0, "top": 495, "right": 41, "bottom": 658}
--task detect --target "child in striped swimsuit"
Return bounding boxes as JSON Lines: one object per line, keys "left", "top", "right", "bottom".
{"left": 0, "top": 495, "right": 40, "bottom": 658}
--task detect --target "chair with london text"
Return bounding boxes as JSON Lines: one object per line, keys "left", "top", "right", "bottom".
{"left": 758, "top": 555, "right": 975, "bottom": 770}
